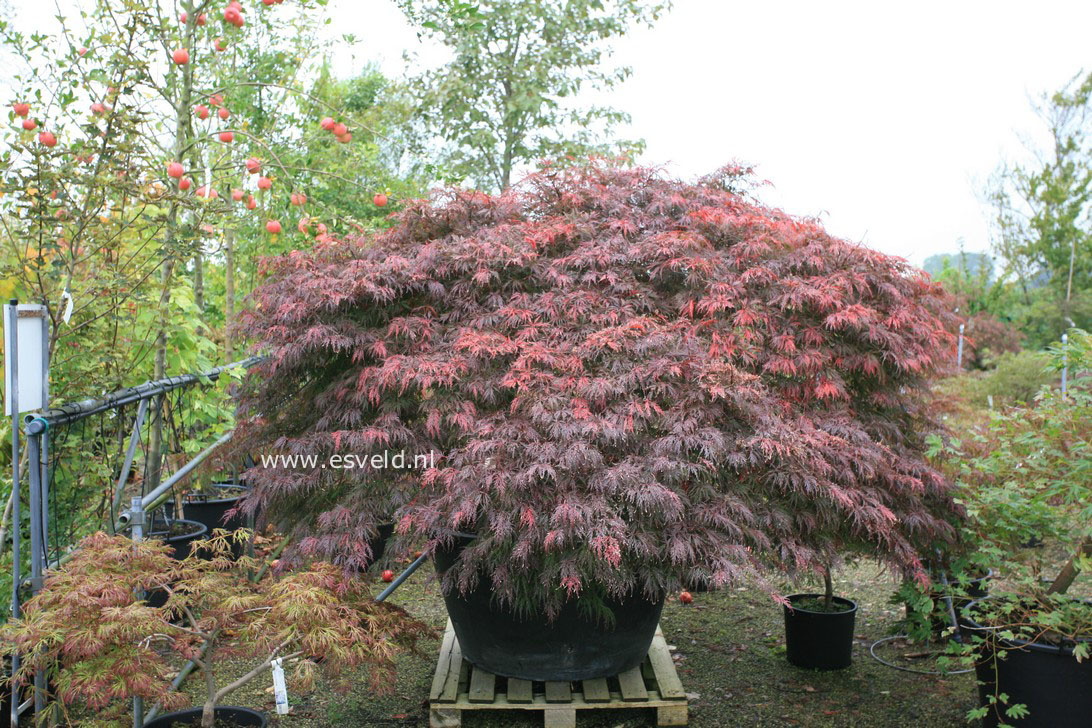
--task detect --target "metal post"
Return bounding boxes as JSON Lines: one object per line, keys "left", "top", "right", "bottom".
{"left": 8, "top": 300, "right": 21, "bottom": 728}
{"left": 111, "top": 398, "right": 149, "bottom": 526}
{"left": 25, "top": 433, "right": 45, "bottom": 716}
{"left": 956, "top": 323, "right": 965, "bottom": 369}
{"left": 38, "top": 311, "right": 49, "bottom": 565}
{"left": 130, "top": 495, "right": 145, "bottom": 728}
{"left": 1061, "top": 333, "right": 1069, "bottom": 399}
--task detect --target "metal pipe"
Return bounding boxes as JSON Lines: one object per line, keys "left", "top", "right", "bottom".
{"left": 115, "top": 430, "right": 234, "bottom": 530}
{"left": 111, "top": 399, "right": 150, "bottom": 525}
{"left": 25, "top": 356, "right": 264, "bottom": 433}
{"left": 25, "top": 434, "right": 45, "bottom": 715}
{"left": 956, "top": 323, "right": 964, "bottom": 369}
{"left": 1061, "top": 333, "right": 1069, "bottom": 399}
{"left": 9, "top": 300, "right": 22, "bottom": 728}
{"left": 374, "top": 552, "right": 430, "bottom": 603}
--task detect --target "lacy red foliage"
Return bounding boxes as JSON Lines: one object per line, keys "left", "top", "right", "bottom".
{"left": 235, "top": 162, "right": 960, "bottom": 614}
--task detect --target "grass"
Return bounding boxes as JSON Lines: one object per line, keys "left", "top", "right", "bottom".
{"left": 174, "top": 560, "right": 980, "bottom": 727}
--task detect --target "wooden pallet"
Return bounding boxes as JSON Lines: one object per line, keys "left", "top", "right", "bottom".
{"left": 428, "top": 620, "right": 688, "bottom": 728}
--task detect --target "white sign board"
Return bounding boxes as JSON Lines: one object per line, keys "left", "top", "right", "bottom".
{"left": 4, "top": 303, "right": 48, "bottom": 416}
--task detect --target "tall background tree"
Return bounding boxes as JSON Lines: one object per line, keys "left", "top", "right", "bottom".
{"left": 986, "top": 70, "right": 1092, "bottom": 348}
{"left": 397, "top": 0, "right": 670, "bottom": 191}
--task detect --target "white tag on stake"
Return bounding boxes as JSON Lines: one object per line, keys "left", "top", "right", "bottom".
{"left": 271, "top": 657, "right": 290, "bottom": 714}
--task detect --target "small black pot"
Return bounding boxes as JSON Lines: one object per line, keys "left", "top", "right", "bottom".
{"left": 965, "top": 600, "right": 1092, "bottom": 727}
{"left": 166, "top": 484, "right": 251, "bottom": 558}
{"left": 143, "top": 519, "right": 207, "bottom": 609}
{"left": 366, "top": 523, "right": 395, "bottom": 568}
{"left": 143, "top": 706, "right": 268, "bottom": 728}
{"left": 906, "top": 568, "right": 994, "bottom": 636}
{"left": 434, "top": 534, "right": 664, "bottom": 681}
{"left": 147, "top": 518, "right": 208, "bottom": 561}
{"left": 783, "top": 594, "right": 858, "bottom": 670}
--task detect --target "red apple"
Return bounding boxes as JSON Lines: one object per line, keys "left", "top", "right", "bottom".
{"left": 214, "top": 38, "right": 227, "bottom": 52}
{"left": 90, "top": 102, "right": 106, "bottom": 115}
{"left": 231, "top": 188, "right": 244, "bottom": 201}
{"left": 194, "top": 104, "right": 209, "bottom": 120}
{"left": 257, "top": 176, "right": 272, "bottom": 190}
{"left": 337, "top": 133, "right": 352, "bottom": 144}
{"left": 245, "top": 157, "right": 261, "bottom": 174}
{"left": 373, "top": 193, "right": 388, "bottom": 207}
{"left": 381, "top": 570, "right": 395, "bottom": 583}
{"left": 223, "top": 7, "right": 244, "bottom": 26}
{"left": 22, "top": 118, "right": 36, "bottom": 131}
{"left": 246, "top": 194, "right": 257, "bottom": 210}
{"left": 77, "top": 46, "right": 88, "bottom": 56}
{"left": 13, "top": 103, "right": 29, "bottom": 117}
{"left": 319, "top": 116, "right": 335, "bottom": 131}
{"left": 179, "top": 177, "right": 192, "bottom": 191}
{"left": 262, "top": 0, "right": 275, "bottom": 5}
{"left": 218, "top": 130, "right": 234, "bottom": 143}
{"left": 38, "top": 131, "right": 56, "bottom": 147}
{"left": 209, "top": 94, "right": 224, "bottom": 107}
{"left": 172, "top": 48, "right": 189, "bottom": 65}
{"left": 217, "top": 107, "right": 230, "bottom": 120}
{"left": 266, "top": 219, "right": 282, "bottom": 234}
{"left": 297, "top": 217, "right": 310, "bottom": 233}
{"left": 679, "top": 591, "right": 693, "bottom": 604}
{"left": 332, "top": 122, "right": 347, "bottom": 136}
{"left": 290, "top": 192, "right": 307, "bottom": 206}
{"left": 197, "top": 13, "right": 207, "bottom": 25}
{"left": 166, "top": 161, "right": 184, "bottom": 179}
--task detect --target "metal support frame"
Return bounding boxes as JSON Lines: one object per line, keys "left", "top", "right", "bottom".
{"left": 8, "top": 301, "right": 21, "bottom": 728}
{"left": 956, "top": 323, "right": 964, "bottom": 369}
{"left": 1061, "top": 333, "right": 1069, "bottom": 399}
{"left": 111, "top": 398, "right": 150, "bottom": 525}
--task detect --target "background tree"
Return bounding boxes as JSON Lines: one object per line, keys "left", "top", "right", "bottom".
{"left": 397, "top": 0, "right": 670, "bottom": 191}
{"left": 986, "top": 70, "right": 1092, "bottom": 347}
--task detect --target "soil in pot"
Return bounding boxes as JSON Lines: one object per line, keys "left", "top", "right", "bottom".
{"left": 965, "top": 600, "right": 1092, "bottom": 728}
{"left": 433, "top": 535, "right": 665, "bottom": 681}
{"left": 142, "top": 706, "right": 267, "bottom": 728}
{"left": 783, "top": 593, "right": 858, "bottom": 670}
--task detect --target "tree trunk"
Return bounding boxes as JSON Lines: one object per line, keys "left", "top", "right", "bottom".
{"left": 1047, "top": 536, "right": 1092, "bottom": 595}
{"left": 823, "top": 569, "right": 834, "bottom": 610}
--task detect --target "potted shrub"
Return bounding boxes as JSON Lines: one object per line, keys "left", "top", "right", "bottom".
{"left": 929, "top": 330, "right": 1092, "bottom": 726}
{"left": 2, "top": 531, "right": 423, "bottom": 727}
{"left": 233, "top": 161, "right": 963, "bottom": 681}
{"left": 783, "top": 568, "right": 858, "bottom": 670}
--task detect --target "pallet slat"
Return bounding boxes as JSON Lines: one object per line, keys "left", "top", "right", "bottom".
{"left": 468, "top": 666, "right": 496, "bottom": 703}
{"left": 616, "top": 666, "right": 648, "bottom": 701}
{"left": 544, "top": 681, "right": 571, "bottom": 703}
{"left": 648, "top": 630, "right": 686, "bottom": 699}
{"left": 428, "top": 621, "right": 458, "bottom": 701}
{"left": 581, "top": 677, "right": 610, "bottom": 703}
{"left": 507, "top": 678, "right": 533, "bottom": 703}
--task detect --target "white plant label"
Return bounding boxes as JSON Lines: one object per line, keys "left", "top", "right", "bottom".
{"left": 271, "top": 657, "right": 289, "bottom": 714}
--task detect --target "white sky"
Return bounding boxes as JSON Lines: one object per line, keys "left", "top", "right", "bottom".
{"left": 8, "top": 0, "right": 1092, "bottom": 266}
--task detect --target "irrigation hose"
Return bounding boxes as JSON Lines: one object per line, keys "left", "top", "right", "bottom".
{"left": 868, "top": 634, "right": 974, "bottom": 675}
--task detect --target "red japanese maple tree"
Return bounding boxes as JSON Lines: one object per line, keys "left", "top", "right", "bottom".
{"left": 235, "top": 161, "right": 961, "bottom": 615}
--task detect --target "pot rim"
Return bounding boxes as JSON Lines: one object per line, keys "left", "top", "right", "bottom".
{"left": 146, "top": 705, "right": 267, "bottom": 727}
{"left": 167, "top": 483, "right": 251, "bottom": 506}
{"left": 964, "top": 598, "right": 1092, "bottom": 656}
{"left": 147, "top": 517, "right": 208, "bottom": 542}
{"left": 784, "top": 593, "right": 858, "bottom": 616}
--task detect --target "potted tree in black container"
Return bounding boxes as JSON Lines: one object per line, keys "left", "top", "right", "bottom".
{"left": 783, "top": 569, "right": 858, "bottom": 670}
{"left": 234, "top": 161, "right": 963, "bottom": 681}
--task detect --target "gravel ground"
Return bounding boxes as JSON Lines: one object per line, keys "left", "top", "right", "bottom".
{"left": 174, "top": 560, "right": 981, "bottom": 728}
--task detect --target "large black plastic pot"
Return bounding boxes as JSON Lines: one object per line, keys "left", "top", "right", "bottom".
{"left": 165, "top": 483, "right": 249, "bottom": 531}
{"left": 166, "top": 484, "right": 250, "bottom": 558}
{"left": 965, "top": 600, "right": 1092, "bottom": 728}
{"left": 433, "top": 535, "right": 665, "bottom": 681}
{"left": 144, "top": 519, "right": 207, "bottom": 609}
{"left": 366, "top": 523, "right": 394, "bottom": 568}
{"left": 783, "top": 594, "right": 858, "bottom": 670}
{"left": 143, "top": 706, "right": 268, "bottom": 727}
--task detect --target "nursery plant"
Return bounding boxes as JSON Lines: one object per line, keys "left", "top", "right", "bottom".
{"left": 233, "top": 160, "right": 962, "bottom": 670}
{"left": 2, "top": 530, "right": 423, "bottom": 727}
{"left": 925, "top": 329, "right": 1092, "bottom": 726}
